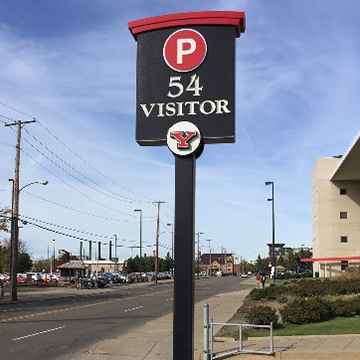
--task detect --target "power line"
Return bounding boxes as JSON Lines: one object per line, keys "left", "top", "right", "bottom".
{"left": 18, "top": 213, "right": 138, "bottom": 241}
{"left": 0, "top": 102, "right": 33, "bottom": 118}
{"left": 0, "top": 139, "right": 14, "bottom": 147}
{"left": 20, "top": 148, "right": 138, "bottom": 218}
{"left": 35, "top": 118, "right": 156, "bottom": 202}
{"left": 22, "top": 128, "right": 151, "bottom": 204}
{"left": 0, "top": 114, "right": 19, "bottom": 123}
{"left": 24, "top": 191, "right": 156, "bottom": 223}
{"left": 1, "top": 213, "right": 140, "bottom": 247}
{"left": 21, "top": 134, "right": 146, "bottom": 204}
{"left": 0, "top": 103, "right": 155, "bottom": 202}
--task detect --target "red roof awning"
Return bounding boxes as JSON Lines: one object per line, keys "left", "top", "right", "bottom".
{"left": 128, "top": 11, "right": 246, "bottom": 40}
{"left": 300, "top": 256, "right": 360, "bottom": 262}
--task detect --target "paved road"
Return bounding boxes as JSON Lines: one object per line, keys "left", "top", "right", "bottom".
{"left": 0, "top": 276, "right": 253, "bottom": 360}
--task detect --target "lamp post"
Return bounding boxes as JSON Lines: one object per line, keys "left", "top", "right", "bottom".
{"left": 205, "top": 239, "right": 212, "bottom": 276}
{"left": 134, "top": 209, "right": 143, "bottom": 280}
{"left": 52, "top": 239, "right": 56, "bottom": 278}
{"left": 196, "top": 231, "right": 204, "bottom": 279}
{"left": 9, "top": 179, "right": 48, "bottom": 301}
{"left": 265, "top": 181, "right": 276, "bottom": 283}
{"left": 167, "top": 223, "right": 174, "bottom": 277}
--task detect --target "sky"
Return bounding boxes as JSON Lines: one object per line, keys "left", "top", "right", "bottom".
{"left": 0, "top": 0, "right": 359, "bottom": 263}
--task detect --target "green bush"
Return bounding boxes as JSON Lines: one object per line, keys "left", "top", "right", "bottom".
{"left": 351, "top": 295, "right": 360, "bottom": 315}
{"left": 247, "top": 305, "right": 278, "bottom": 326}
{"left": 249, "top": 286, "right": 279, "bottom": 300}
{"left": 249, "top": 288, "right": 265, "bottom": 300}
{"left": 330, "top": 298, "right": 356, "bottom": 317}
{"left": 281, "top": 298, "right": 333, "bottom": 325}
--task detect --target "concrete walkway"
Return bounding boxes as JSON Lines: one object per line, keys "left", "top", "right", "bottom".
{"left": 219, "top": 334, "right": 360, "bottom": 360}
{"left": 71, "top": 279, "right": 253, "bottom": 360}
{"left": 70, "top": 278, "right": 360, "bottom": 360}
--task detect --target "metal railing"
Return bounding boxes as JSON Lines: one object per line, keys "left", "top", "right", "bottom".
{"left": 204, "top": 304, "right": 274, "bottom": 360}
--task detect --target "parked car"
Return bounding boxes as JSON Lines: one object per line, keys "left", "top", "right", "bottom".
{"left": 17, "top": 274, "right": 27, "bottom": 283}
{"left": 26, "top": 272, "right": 42, "bottom": 282}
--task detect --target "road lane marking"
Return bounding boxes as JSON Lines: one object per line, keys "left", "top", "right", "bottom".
{"left": 124, "top": 305, "right": 143, "bottom": 312}
{"left": 1, "top": 289, "right": 171, "bottom": 323}
{"left": 13, "top": 326, "right": 66, "bottom": 341}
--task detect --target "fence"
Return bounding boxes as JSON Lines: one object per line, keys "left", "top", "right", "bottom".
{"left": 204, "top": 303, "right": 274, "bottom": 360}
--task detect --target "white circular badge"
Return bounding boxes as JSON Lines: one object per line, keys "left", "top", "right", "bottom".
{"left": 167, "top": 121, "right": 201, "bottom": 156}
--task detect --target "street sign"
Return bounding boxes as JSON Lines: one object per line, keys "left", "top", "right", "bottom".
{"left": 128, "top": 11, "right": 246, "bottom": 360}
{"left": 128, "top": 11, "right": 245, "bottom": 146}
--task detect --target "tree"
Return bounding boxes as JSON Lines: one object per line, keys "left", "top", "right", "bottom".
{"left": 18, "top": 252, "right": 32, "bottom": 273}
{"left": 298, "top": 249, "right": 312, "bottom": 271}
{"left": 285, "top": 251, "right": 299, "bottom": 272}
{"left": 255, "top": 255, "right": 271, "bottom": 273}
{"left": 0, "top": 207, "right": 11, "bottom": 233}
{"left": 32, "top": 258, "right": 50, "bottom": 273}
{"left": 125, "top": 254, "right": 172, "bottom": 273}
{"left": 0, "top": 238, "right": 32, "bottom": 273}
{"left": 243, "top": 261, "right": 256, "bottom": 274}
{"left": 277, "top": 255, "right": 285, "bottom": 267}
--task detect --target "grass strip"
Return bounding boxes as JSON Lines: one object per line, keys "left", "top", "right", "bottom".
{"left": 247, "top": 317, "right": 360, "bottom": 337}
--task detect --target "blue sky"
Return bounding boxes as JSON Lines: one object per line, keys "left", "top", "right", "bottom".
{"left": 0, "top": 0, "right": 359, "bottom": 262}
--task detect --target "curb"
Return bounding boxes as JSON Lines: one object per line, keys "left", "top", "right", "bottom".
{"left": 248, "top": 334, "right": 360, "bottom": 341}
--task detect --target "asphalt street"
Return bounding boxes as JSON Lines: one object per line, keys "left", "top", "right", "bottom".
{"left": 0, "top": 277, "right": 253, "bottom": 360}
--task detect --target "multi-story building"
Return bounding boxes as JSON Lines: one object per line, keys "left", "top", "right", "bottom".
{"left": 312, "top": 132, "right": 360, "bottom": 277}
{"left": 200, "top": 253, "right": 234, "bottom": 273}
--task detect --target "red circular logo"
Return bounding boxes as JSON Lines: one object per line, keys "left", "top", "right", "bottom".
{"left": 163, "top": 29, "right": 207, "bottom": 72}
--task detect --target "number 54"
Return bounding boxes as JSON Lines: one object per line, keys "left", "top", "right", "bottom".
{"left": 167, "top": 75, "right": 203, "bottom": 98}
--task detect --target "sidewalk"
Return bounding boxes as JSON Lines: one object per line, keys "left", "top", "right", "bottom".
{"left": 70, "top": 276, "right": 360, "bottom": 360}
{"left": 71, "top": 278, "right": 254, "bottom": 360}
{"left": 228, "top": 334, "right": 360, "bottom": 360}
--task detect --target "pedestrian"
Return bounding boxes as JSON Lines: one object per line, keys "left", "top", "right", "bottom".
{"left": 256, "top": 273, "right": 260, "bottom": 288}
{"left": 260, "top": 274, "right": 267, "bottom": 288}
{"left": 0, "top": 279, "right": 4, "bottom": 301}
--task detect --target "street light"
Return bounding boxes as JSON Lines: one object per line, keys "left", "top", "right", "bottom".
{"left": 167, "top": 223, "right": 174, "bottom": 277}
{"left": 205, "top": 239, "right": 212, "bottom": 276}
{"left": 134, "top": 209, "right": 143, "bottom": 281}
{"left": 52, "top": 239, "right": 56, "bottom": 277}
{"left": 9, "top": 179, "right": 49, "bottom": 301}
{"left": 196, "top": 231, "right": 204, "bottom": 279}
{"left": 265, "top": 181, "right": 276, "bottom": 283}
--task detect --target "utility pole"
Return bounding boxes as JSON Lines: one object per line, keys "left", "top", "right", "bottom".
{"left": 80, "top": 241, "right": 83, "bottom": 261}
{"left": 167, "top": 223, "right": 174, "bottom": 277}
{"left": 154, "top": 201, "right": 166, "bottom": 284}
{"left": 89, "top": 241, "right": 92, "bottom": 260}
{"left": 221, "top": 246, "right": 224, "bottom": 273}
{"left": 109, "top": 241, "right": 112, "bottom": 261}
{"left": 48, "top": 245, "right": 51, "bottom": 274}
{"left": 196, "top": 231, "right": 204, "bottom": 279}
{"left": 225, "top": 248, "right": 227, "bottom": 273}
{"left": 5, "top": 119, "right": 36, "bottom": 301}
{"left": 206, "top": 239, "right": 211, "bottom": 276}
{"left": 98, "top": 241, "right": 102, "bottom": 260}
{"left": 52, "top": 239, "right": 56, "bottom": 275}
{"left": 265, "top": 181, "right": 276, "bottom": 283}
{"left": 134, "top": 210, "right": 143, "bottom": 280}
{"left": 114, "top": 234, "right": 118, "bottom": 272}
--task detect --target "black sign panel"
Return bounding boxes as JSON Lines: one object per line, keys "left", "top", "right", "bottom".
{"left": 135, "top": 25, "right": 237, "bottom": 146}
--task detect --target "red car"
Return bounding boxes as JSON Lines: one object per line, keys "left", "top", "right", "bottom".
{"left": 2, "top": 275, "right": 10, "bottom": 283}
{"left": 17, "top": 275, "right": 27, "bottom": 283}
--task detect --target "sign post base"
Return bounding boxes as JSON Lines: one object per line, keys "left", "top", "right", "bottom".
{"left": 173, "top": 154, "right": 196, "bottom": 360}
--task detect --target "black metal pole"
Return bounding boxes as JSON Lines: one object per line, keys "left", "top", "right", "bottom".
{"left": 272, "top": 183, "right": 276, "bottom": 283}
{"left": 173, "top": 154, "right": 196, "bottom": 360}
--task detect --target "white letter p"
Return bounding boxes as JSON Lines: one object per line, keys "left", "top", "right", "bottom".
{"left": 177, "top": 39, "right": 196, "bottom": 64}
